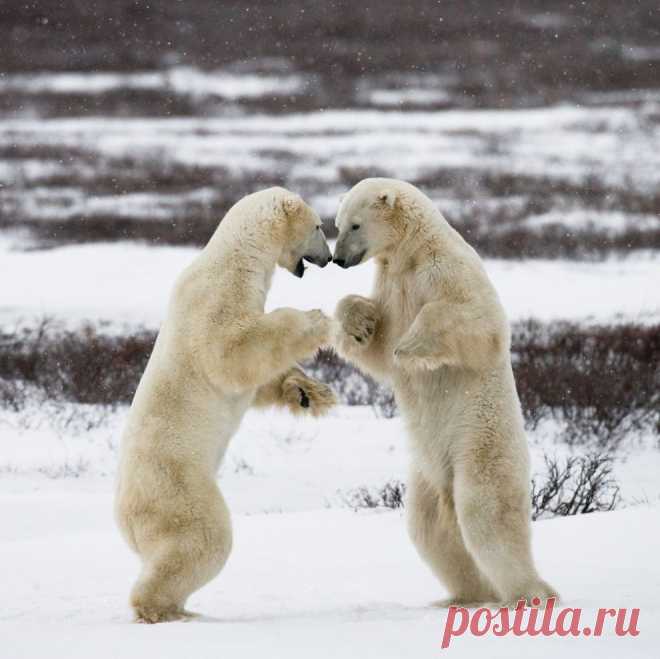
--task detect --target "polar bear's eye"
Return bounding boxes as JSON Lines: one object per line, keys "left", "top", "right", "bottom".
{"left": 351, "top": 224, "right": 360, "bottom": 231}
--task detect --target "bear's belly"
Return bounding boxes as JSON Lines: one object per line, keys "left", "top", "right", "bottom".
{"left": 392, "top": 368, "right": 480, "bottom": 483}
{"left": 209, "top": 391, "right": 254, "bottom": 471}
{"left": 393, "top": 364, "right": 526, "bottom": 488}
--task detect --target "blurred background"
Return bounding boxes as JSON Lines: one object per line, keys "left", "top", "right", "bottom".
{"left": 1, "top": 0, "right": 659, "bottom": 250}
{"left": 0, "top": 1, "right": 658, "bottom": 508}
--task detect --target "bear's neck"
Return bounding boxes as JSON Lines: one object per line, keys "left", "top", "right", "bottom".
{"left": 204, "top": 221, "right": 282, "bottom": 313}
{"left": 382, "top": 199, "right": 470, "bottom": 276}
{"left": 379, "top": 220, "right": 439, "bottom": 275}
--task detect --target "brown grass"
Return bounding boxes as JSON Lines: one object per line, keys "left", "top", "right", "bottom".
{"left": 1, "top": 319, "right": 657, "bottom": 449}
{"left": 531, "top": 453, "right": 621, "bottom": 519}
{"left": 513, "top": 320, "right": 660, "bottom": 447}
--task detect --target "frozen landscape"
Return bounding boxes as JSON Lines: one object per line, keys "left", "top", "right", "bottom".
{"left": 2, "top": 495, "right": 659, "bottom": 659}
{"left": 1, "top": 1, "right": 659, "bottom": 656}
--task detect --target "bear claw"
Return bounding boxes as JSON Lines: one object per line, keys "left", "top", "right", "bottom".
{"left": 299, "top": 387, "right": 310, "bottom": 408}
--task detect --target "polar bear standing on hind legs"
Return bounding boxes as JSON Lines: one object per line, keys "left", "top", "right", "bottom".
{"left": 115, "top": 187, "right": 336, "bottom": 623}
{"left": 332, "top": 178, "right": 558, "bottom": 606}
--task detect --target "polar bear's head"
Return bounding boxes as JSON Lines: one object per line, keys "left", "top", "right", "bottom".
{"left": 277, "top": 192, "right": 332, "bottom": 278}
{"left": 333, "top": 178, "right": 404, "bottom": 268}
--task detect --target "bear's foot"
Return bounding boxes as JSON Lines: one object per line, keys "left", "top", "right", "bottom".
{"left": 134, "top": 605, "right": 192, "bottom": 624}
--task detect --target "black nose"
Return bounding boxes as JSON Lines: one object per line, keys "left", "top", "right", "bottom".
{"left": 327, "top": 255, "right": 332, "bottom": 263}
{"left": 333, "top": 257, "right": 347, "bottom": 268}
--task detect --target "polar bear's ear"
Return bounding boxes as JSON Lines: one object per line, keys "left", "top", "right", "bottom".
{"left": 377, "top": 189, "right": 397, "bottom": 209}
{"left": 282, "top": 193, "right": 303, "bottom": 217}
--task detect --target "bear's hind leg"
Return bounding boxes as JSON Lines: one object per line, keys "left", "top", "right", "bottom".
{"left": 454, "top": 468, "right": 558, "bottom": 606}
{"left": 130, "top": 494, "right": 232, "bottom": 623}
{"left": 407, "top": 470, "right": 498, "bottom": 606}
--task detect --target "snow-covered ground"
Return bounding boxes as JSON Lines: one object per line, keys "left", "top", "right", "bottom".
{"left": 0, "top": 486, "right": 658, "bottom": 658}
{"left": 2, "top": 345, "right": 659, "bottom": 656}
{"left": 2, "top": 402, "right": 660, "bottom": 510}
{"left": 1, "top": 238, "right": 658, "bottom": 331}
{"left": 2, "top": 186, "right": 221, "bottom": 222}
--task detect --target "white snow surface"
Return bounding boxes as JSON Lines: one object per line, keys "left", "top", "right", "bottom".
{"left": 0, "top": 67, "right": 303, "bottom": 99}
{"left": 3, "top": 186, "right": 220, "bottom": 221}
{"left": 367, "top": 88, "right": 451, "bottom": 106}
{"left": 0, "top": 239, "right": 658, "bottom": 331}
{"left": 0, "top": 481, "right": 658, "bottom": 658}
{"left": 2, "top": 394, "right": 659, "bottom": 658}
{"left": 2, "top": 403, "right": 659, "bottom": 511}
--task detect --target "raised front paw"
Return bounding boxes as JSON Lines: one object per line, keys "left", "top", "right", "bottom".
{"left": 282, "top": 371, "right": 337, "bottom": 417}
{"left": 393, "top": 335, "right": 447, "bottom": 371}
{"left": 335, "top": 295, "right": 378, "bottom": 348}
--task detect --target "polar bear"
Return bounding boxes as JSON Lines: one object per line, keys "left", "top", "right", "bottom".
{"left": 332, "top": 178, "right": 557, "bottom": 606}
{"left": 115, "top": 187, "right": 336, "bottom": 623}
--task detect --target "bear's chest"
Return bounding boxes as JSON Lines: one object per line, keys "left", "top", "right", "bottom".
{"left": 375, "top": 271, "right": 424, "bottom": 350}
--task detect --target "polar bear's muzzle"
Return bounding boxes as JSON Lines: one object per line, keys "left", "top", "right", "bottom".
{"left": 300, "top": 228, "right": 333, "bottom": 270}
{"left": 289, "top": 228, "right": 332, "bottom": 277}
{"left": 302, "top": 252, "right": 332, "bottom": 268}
{"left": 333, "top": 230, "right": 368, "bottom": 269}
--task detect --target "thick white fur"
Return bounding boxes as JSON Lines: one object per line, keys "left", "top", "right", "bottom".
{"left": 333, "top": 178, "right": 558, "bottom": 606}
{"left": 115, "top": 187, "right": 335, "bottom": 623}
